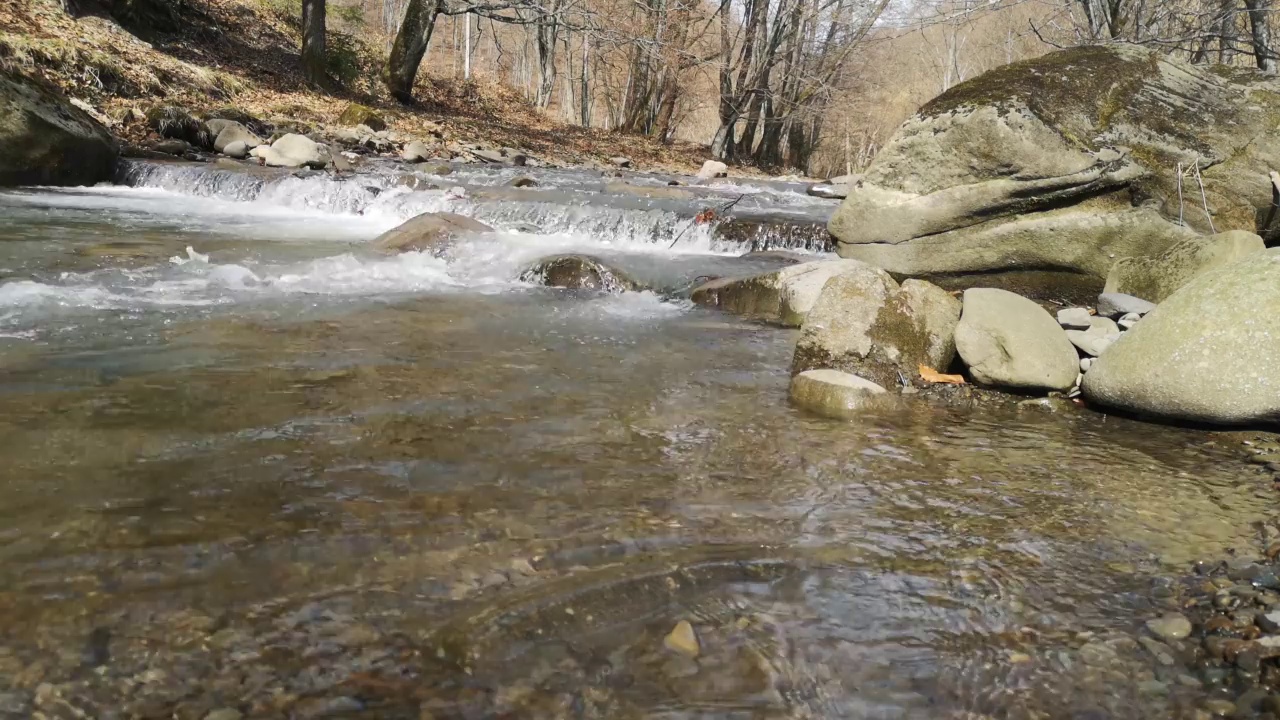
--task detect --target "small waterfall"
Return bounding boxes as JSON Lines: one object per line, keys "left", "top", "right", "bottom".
{"left": 115, "top": 160, "right": 833, "bottom": 254}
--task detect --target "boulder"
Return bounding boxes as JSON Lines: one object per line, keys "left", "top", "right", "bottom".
{"left": 222, "top": 140, "right": 249, "bottom": 159}
{"left": 689, "top": 260, "right": 868, "bottom": 327}
{"left": 697, "top": 160, "right": 728, "bottom": 180}
{"left": 203, "top": 107, "right": 271, "bottom": 137}
{"left": 829, "top": 45, "right": 1280, "bottom": 295}
{"left": 792, "top": 273, "right": 961, "bottom": 389}
{"left": 146, "top": 105, "right": 211, "bottom": 148}
{"left": 1104, "top": 230, "right": 1265, "bottom": 302}
{"left": 507, "top": 176, "right": 537, "bottom": 188}
{"left": 1096, "top": 292, "right": 1156, "bottom": 319}
{"left": 337, "top": 103, "right": 386, "bottom": 132}
{"left": 788, "top": 369, "right": 890, "bottom": 419}
{"left": 473, "top": 149, "right": 507, "bottom": 164}
{"left": 372, "top": 212, "right": 495, "bottom": 255}
{"left": 954, "top": 288, "right": 1079, "bottom": 392}
{"left": 0, "top": 69, "right": 118, "bottom": 186}
{"left": 150, "top": 139, "right": 196, "bottom": 157}
{"left": 1083, "top": 248, "right": 1280, "bottom": 424}
{"left": 252, "top": 134, "right": 329, "bottom": 169}
{"left": 212, "top": 122, "right": 263, "bottom": 154}
{"left": 401, "top": 141, "right": 433, "bottom": 162}
{"left": 519, "top": 255, "right": 636, "bottom": 292}
{"left": 611, "top": 156, "right": 633, "bottom": 168}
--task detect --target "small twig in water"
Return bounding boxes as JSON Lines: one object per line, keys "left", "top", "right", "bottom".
{"left": 669, "top": 194, "right": 746, "bottom": 249}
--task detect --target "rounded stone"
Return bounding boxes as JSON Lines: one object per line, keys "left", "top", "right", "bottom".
{"left": 1146, "top": 613, "right": 1193, "bottom": 641}
{"left": 788, "top": 369, "right": 889, "bottom": 419}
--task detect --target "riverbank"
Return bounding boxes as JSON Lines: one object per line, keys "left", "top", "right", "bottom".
{"left": 0, "top": 0, "right": 719, "bottom": 174}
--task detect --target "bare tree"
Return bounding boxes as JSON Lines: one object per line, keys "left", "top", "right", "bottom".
{"left": 301, "top": 0, "right": 329, "bottom": 87}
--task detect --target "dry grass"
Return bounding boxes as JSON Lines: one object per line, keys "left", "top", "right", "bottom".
{"left": 0, "top": 0, "right": 715, "bottom": 171}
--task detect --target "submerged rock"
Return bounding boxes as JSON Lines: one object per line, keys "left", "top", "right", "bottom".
{"left": 372, "top": 212, "right": 495, "bottom": 255}
{"left": 828, "top": 45, "right": 1280, "bottom": 294}
{"left": 1146, "top": 613, "right": 1193, "bottom": 641}
{"left": 792, "top": 271, "right": 961, "bottom": 389}
{"left": 663, "top": 620, "right": 699, "bottom": 658}
{"left": 690, "top": 260, "right": 867, "bottom": 327}
{"left": 789, "top": 369, "right": 889, "bottom": 419}
{"left": 0, "top": 68, "right": 118, "bottom": 186}
{"left": 806, "top": 183, "right": 848, "bottom": 200}
{"left": 1105, "top": 230, "right": 1265, "bottom": 302}
{"left": 955, "top": 288, "right": 1079, "bottom": 392}
{"left": 1083, "top": 248, "right": 1280, "bottom": 424}
{"left": 519, "top": 255, "right": 636, "bottom": 292}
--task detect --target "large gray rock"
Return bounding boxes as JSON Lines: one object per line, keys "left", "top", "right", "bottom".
{"left": 252, "top": 133, "right": 329, "bottom": 168}
{"left": 0, "top": 68, "right": 118, "bottom": 186}
{"left": 955, "top": 288, "right": 1079, "bottom": 392}
{"left": 690, "top": 260, "right": 869, "bottom": 327}
{"left": 1096, "top": 292, "right": 1156, "bottom": 318}
{"left": 372, "top": 213, "right": 495, "bottom": 255}
{"left": 792, "top": 271, "right": 961, "bottom": 389}
{"left": 829, "top": 45, "right": 1280, "bottom": 295}
{"left": 789, "top": 369, "right": 890, "bottom": 419}
{"left": 1104, "top": 230, "right": 1265, "bottom": 302}
{"left": 697, "top": 160, "right": 728, "bottom": 180}
{"left": 212, "top": 122, "right": 263, "bottom": 154}
{"left": 1083, "top": 248, "right": 1280, "bottom": 424}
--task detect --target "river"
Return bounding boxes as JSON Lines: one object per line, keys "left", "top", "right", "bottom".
{"left": 0, "top": 159, "right": 1269, "bottom": 719}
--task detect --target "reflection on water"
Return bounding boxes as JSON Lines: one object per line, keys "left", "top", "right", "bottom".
{"left": 0, "top": 174, "right": 1269, "bottom": 718}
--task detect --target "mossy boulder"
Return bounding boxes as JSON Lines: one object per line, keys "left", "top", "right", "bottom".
{"left": 147, "top": 105, "right": 212, "bottom": 149}
{"left": 791, "top": 267, "right": 961, "bottom": 389}
{"left": 0, "top": 68, "right": 118, "bottom": 186}
{"left": 1104, "top": 229, "right": 1265, "bottom": 302}
{"left": 831, "top": 45, "right": 1280, "bottom": 294}
{"left": 373, "top": 212, "right": 495, "bottom": 255}
{"left": 337, "top": 103, "right": 387, "bottom": 132}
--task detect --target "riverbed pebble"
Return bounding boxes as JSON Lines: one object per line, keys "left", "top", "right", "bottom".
{"left": 663, "top": 620, "right": 700, "bottom": 658}
{"left": 1147, "top": 613, "right": 1193, "bottom": 641}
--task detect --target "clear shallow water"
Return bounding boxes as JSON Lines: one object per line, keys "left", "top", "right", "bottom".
{"left": 0, "top": 165, "right": 1270, "bottom": 719}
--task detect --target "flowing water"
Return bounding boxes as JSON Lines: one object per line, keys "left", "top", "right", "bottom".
{"left": 0, "top": 160, "right": 1271, "bottom": 719}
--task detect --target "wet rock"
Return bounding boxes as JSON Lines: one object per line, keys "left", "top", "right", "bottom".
{"left": 611, "top": 156, "right": 633, "bottom": 168}
{"left": 212, "top": 122, "right": 263, "bottom": 154}
{"left": 1105, "top": 230, "right": 1265, "bottom": 302}
{"left": 204, "top": 709, "right": 243, "bottom": 720}
{"left": 792, "top": 272, "right": 962, "bottom": 389}
{"left": 789, "top": 369, "right": 889, "bottom": 419}
{"left": 1204, "top": 698, "right": 1240, "bottom": 717}
{"left": 955, "top": 288, "right": 1079, "bottom": 392}
{"left": 372, "top": 212, "right": 495, "bottom": 255}
{"left": 473, "top": 149, "right": 508, "bottom": 164}
{"left": 1259, "top": 611, "right": 1280, "bottom": 633}
{"left": 1096, "top": 292, "right": 1156, "bottom": 319}
{"left": 696, "top": 160, "right": 728, "bottom": 179}
{"left": 337, "top": 103, "right": 386, "bottom": 131}
{"left": 1147, "top": 613, "right": 1193, "bottom": 641}
{"left": 394, "top": 174, "right": 438, "bottom": 191}
{"left": 149, "top": 138, "right": 196, "bottom": 157}
{"left": 293, "top": 695, "right": 364, "bottom": 718}
{"left": 738, "top": 250, "right": 813, "bottom": 264}
{"left": 1057, "top": 307, "right": 1093, "bottom": 330}
{"left": 1084, "top": 248, "right": 1280, "bottom": 424}
{"left": 690, "top": 260, "right": 867, "bottom": 327}
{"left": 401, "top": 140, "right": 434, "bottom": 162}
{"left": 508, "top": 176, "right": 537, "bottom": 188}
{"left": 424, "top": 162, "right": 452, "bottom": 176}
{"left": 604, "top": 181, "right": 695, "bottom": 200}
{"left": 663, "top": 620, "right": 700, "bottom": 658}
{"left": 519, "top": 255, "right": 636, "bottom": 293}
{"left": 806, "top": 183, "right": 848, "bottom": 200}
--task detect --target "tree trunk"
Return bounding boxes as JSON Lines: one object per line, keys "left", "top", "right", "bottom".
{"left": 1245, "top": 0, "right": 1276, "bottom": 72}
{"left": 384, "top": 0, "right": 443, "bottom": 102}
{"left": 302, "top": 0, "right": 327, "bottom": 87}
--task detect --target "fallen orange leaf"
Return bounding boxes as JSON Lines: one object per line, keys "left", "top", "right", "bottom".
{"left": 919, "top": 365, "right": 965, "bottom": 385}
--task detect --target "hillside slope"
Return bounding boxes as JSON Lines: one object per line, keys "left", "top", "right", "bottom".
{"left": 0, "top": 0, "right": 713, "bottom": 171}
